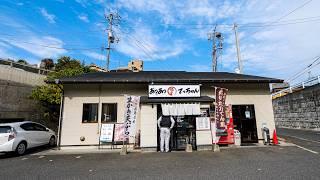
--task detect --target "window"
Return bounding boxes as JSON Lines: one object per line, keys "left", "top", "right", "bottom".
{"left": 101, "top": 103, "right": 117, "bottom": 123}
{"left": 20, "top": 123, "right": 35, "bottom": 131}
{"left": 33, "top": 123, "right": 46, "bottom": 131}
{"left": 0, "top": 126, "right": 11, "bottom": 134}
{"left": 82, "top": 103, "right": 98, "bottom": 123}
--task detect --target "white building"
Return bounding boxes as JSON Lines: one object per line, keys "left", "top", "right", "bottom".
{"left": 54, "top": 71, "right": 282, "bottom": 151}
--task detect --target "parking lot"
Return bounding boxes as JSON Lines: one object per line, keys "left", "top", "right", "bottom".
{"left": 1, "top": 145, "right": 319, "bottom": 180}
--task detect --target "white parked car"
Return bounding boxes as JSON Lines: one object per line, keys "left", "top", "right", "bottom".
{"left": 0, "top": 121, "right": 56, "bottom": 155}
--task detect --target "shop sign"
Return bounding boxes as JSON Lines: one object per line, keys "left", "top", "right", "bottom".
{"left": 215, "top": 87, "right": 228, "bottom": 130}
{"left": 148, "top": 85, "right": 200, "bottom": 98}
{"left": 114, "top": 123, "right": 125, "bottom": 142}
{"left": 196, "top": 117, "right": 210, "bottom": 130}
{"left": 100, "top": 124, "right": 114, "bottom": 143}
{"left": 123, "top": 95, "right": 140, "bottom": 138}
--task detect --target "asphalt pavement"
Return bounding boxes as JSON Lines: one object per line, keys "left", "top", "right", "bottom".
{"left": 0, "top": 146, "right": 319, "bottom": 180}
{"left": 277, "top": 128, "right": 320, "bottom": 153}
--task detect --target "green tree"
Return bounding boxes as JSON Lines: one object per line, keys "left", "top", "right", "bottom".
{"left": 55, "top": 56, "right": 82, "bottom": 71}
{"left": 31, "top": 56, "right": 95, "bottom": 129}
{"left": 17, "top": 59, "right": 28, "bottom": 65}
{"left": 40, "top": 58, "right": 54, "bottom": 70}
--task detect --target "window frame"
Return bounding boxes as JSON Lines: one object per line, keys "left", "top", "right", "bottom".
{"left": 82, "top": 103, "right": 99, "bottom": 123}
{"left": 101, "top": 103, "right": 118, "bottom": 123}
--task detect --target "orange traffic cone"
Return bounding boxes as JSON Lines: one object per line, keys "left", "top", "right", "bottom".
{"left": 273, "top": 129, "right": 279, "bottom": 145}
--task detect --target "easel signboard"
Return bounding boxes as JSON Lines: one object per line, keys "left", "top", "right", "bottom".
{"left": 99, "top": 124, "right": 114, "bottom": 143}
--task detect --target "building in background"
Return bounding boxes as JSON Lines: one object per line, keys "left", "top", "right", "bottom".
{"left": 128, "top": 59, "right": 143, "bottom": 72}
{"left": 89, "top": 64, "right": 107, "bottom": 72}
{"left": 114, "top": 59, "right": 143, "bottom": 72}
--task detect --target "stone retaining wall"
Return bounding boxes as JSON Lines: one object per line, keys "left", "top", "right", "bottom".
{"left": 273, "top": 84, "right": 320, "bottom": 129}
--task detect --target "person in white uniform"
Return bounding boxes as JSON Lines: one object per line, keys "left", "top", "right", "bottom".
{"left": 157, "top": 115, "right": 175, "bottom": 152}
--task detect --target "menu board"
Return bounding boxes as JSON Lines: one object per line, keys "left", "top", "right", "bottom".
{"left": 100, "top": 124, "right": 114, "bottom": 143}
{"left": 196, "top": 117, "right": 210, "bottom": 130}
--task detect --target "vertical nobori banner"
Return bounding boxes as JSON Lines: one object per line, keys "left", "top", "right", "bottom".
{"left": 123, "top": 95, "right": 140, "bottom": 139}
{"left": 215, "top": 87, "right": 228, "bottom": 131}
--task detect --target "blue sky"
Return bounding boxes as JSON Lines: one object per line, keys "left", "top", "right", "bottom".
{"left": 1, "top": 0, "right": 320, "bottom": 83}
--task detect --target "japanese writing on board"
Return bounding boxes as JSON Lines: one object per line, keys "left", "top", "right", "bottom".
{"left": 215, "top": 87, "right": 228, "bottom": 130}
{"left": 124, "top": 95, "right": 140, "bottom": 139}
{"left": 148, "top": 85, "right": 200, "bottom": 98}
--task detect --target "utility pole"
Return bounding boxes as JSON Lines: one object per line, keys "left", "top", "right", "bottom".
{"left": 233, "top": 23, "right": 242, "bottom": 74}
{"left": 105, "top": 12, "right": 120, "bottom": 71}
{"left": 208, "top": 25, "right": 223, "bottom": 72}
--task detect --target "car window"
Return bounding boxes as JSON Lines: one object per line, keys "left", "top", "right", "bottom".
{"left": 0, "top": 126, "right": 11, "bottom": 133}
{"left": 32, "top": 123, "right": 46, "bottom": 131}
{"left": 20, "top": 123, "right": 35, "bottom": 131}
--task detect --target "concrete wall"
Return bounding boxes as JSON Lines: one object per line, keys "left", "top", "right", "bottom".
{"left": 0, "top": 65, "right": 47, "bottom": 126}
{"left": 0, "top": 65, "right": 46, "bottom": 86}
{"left": 273, "top": 84, "right": 320, "bottom": 130}
{"left": 0, "top": 80, "right": 43, "bottom": 122}
{"left": 60, "top": 83, "right": 275, "bottom": 146}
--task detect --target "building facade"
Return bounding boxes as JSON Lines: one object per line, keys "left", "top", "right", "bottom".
{"left": 55, "top": 71, "right": 282, "bottom": 151}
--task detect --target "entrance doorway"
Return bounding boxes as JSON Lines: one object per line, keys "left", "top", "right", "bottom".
{"left": 156, "top": 105, "right": 197, "bottom": 151}
{"left": 232, "top": 105, "right": 258, "bottom": 143}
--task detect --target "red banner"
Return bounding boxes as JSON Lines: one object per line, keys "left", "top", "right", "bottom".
{"left": 113, "top": 123, "right": 125, "bottom": 142}
{"left": 215, "top": 87, "right": 228, "bottom": 130}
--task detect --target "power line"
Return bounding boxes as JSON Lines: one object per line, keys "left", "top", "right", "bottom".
{"left": 239, "top": 18, "right": 320, "bottom": 28}
{"left": 115, "top": 28, "right": 156, "bottom": 59}
{"left": 154, "top": 15, "right": 320, "bottom": 28}
{"left": 238, "top": 0, "right": 314, "bottom": 71}
{"left": 240, "top": 0, "right": 313, "bottom": 43}
{"left": 286, "top": 55, "right": 320, "bottom": 82}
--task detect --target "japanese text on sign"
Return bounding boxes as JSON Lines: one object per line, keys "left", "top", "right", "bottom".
{"left": 123, "top": 95, "right": 140, "bottom": 139}
{"left": 148, "top": 85, "right": 200, "bottom": 98}
{"left": 215, "top": 87, "right": 228, "bottom": 130}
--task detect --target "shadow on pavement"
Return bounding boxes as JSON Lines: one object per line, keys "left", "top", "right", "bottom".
{"left": 0, "top": 145, "right": 55, "bottom": 159}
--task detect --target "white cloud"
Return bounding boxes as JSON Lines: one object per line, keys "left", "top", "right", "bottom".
{"left": 39, "top": 8, "right": 56, "bottom": 24}
{"left": 78, "top": 14, "right": 89, "bottom": 23}
{"left": 83, "top": 51, "right": 104, "bottom": 60}
{"left": 0, "top": 46, "right": 16, "bottom": 60}
{"left": 76, "top": 0, "right": 89, "bottom": 8}
{"left": 1, "top": 35, "right": 66, "bottom": 58}
{"left": 115, "top": 24, "right": 186, "bottom": 61}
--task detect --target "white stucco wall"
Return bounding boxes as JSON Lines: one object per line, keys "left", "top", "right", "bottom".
{"left": 60, "top": 83, "right": 274, "bottom": 146}
{"left": 140, "top": 104, "right": 157, "bottom": 148}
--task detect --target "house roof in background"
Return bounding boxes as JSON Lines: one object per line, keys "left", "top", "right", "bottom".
{"left": 52, "top": 71, "right": 283, "bottom": 84}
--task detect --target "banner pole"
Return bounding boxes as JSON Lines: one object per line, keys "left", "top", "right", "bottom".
{"left": 214, "top": 87, "right": 217, "bottom": 151}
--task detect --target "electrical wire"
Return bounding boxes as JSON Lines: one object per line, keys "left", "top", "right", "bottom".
{"left": 239, "top": 18, "right": 320, "bottom": 28}
{"left": 240, "top": 0, "right": 313, "bottom": 43}
{"left": 115, "top": 28, "right": 156, "bottom": 60}
{"left": 286, "top": 55, "right": 320, "bottom": 82}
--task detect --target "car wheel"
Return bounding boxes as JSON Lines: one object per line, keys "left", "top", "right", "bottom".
{"left": 49, "top": 136, "right": 56, "bottom": 147}
{"left": 16, "top": 142, "right": 27, "bottom": 156}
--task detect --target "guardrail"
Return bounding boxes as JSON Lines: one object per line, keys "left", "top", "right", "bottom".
{"left": 0, "top": 59, "right": 53, "bottom": 75}
{"left": 272, "top": 75, "right": 320, "bottom": 99}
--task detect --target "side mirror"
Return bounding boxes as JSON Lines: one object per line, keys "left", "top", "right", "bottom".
{"left": 46, "top": 128, "right": 50, "bottom": 132}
